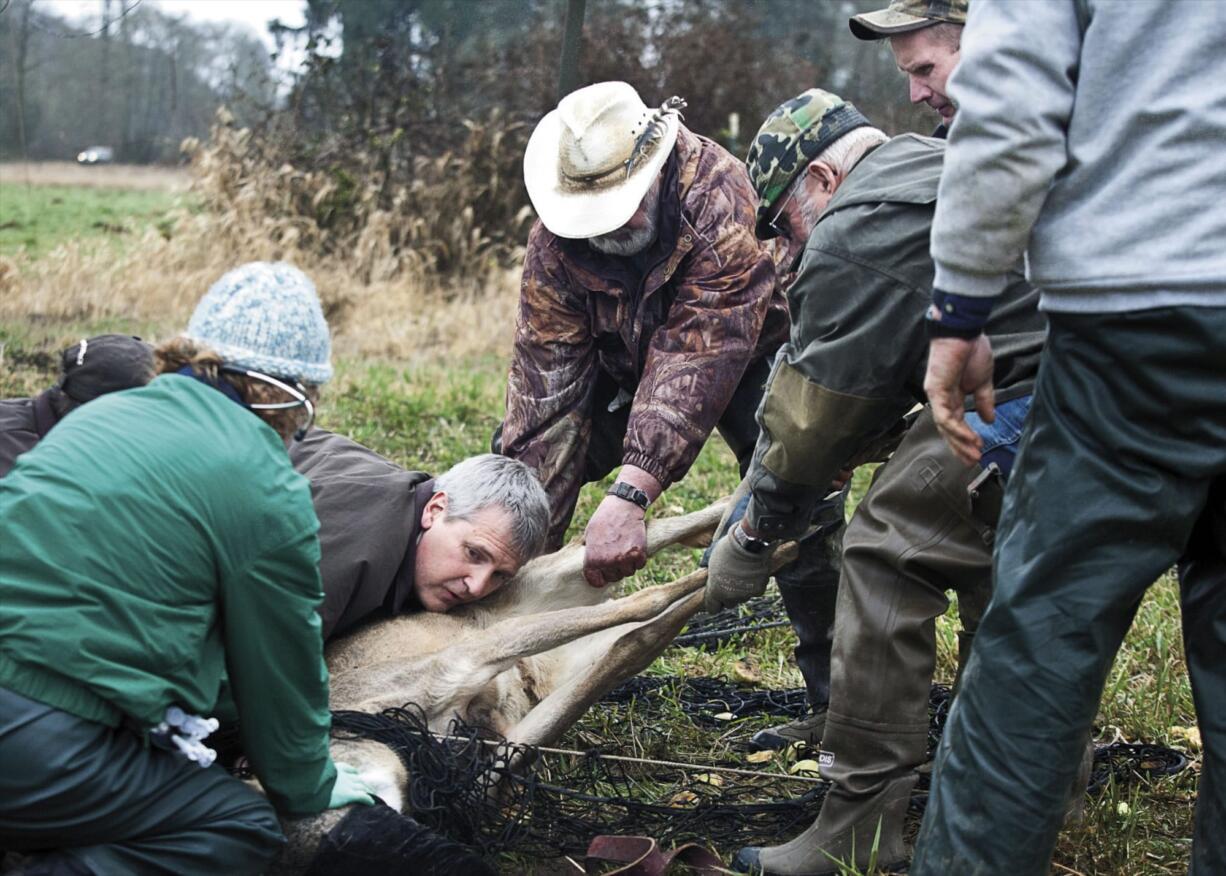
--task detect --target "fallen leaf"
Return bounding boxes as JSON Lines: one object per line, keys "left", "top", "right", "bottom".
{"left": 694, "top": 773, "right": 724, "bottom": 787}
{"left": 669, "top": 791, "right": 699, "bottom": 806}
{"left": 790, "top": 759, "right": 821, "bottom": 775}
{"left": 733, "top": 660, "right": 761, "bottom": 684}
{"left": 1170, "top": 726, "right": 1202, "bottom": 751}
{"left": 746, "top": 750, "right": 775, "bottom": 764}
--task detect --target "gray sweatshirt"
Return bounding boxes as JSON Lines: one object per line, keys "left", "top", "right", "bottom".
{"left": 931, "top": 0, "right": 1226, "bottom": 313}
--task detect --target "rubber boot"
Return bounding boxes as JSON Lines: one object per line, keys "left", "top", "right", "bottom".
{"left": 732, "top": 773, "right": 915, "bottom": 875}
{"left": 750, "top": 571, "right": 839, "bottom": 751}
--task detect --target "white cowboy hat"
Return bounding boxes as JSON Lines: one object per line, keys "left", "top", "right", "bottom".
{"left": 524, "top": 81, "right": 685, "bottom": 240}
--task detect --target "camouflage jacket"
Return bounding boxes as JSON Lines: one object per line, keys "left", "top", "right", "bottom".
{"left": 502, "top": 127, "right": 788, "bottom": 546}
{"left": 745, "top": 135, "right": 1047, "bottom": 540}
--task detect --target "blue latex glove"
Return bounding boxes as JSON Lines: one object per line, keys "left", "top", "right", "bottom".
{"left": 327, "top": 761, "right": 377, "bottom": 809}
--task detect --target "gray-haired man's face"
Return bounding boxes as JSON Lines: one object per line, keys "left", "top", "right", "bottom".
{"left": 413, "top": 493, "right": 522, "bottom": 612}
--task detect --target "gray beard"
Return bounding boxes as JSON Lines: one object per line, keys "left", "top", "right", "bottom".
{"left": 588, "top": 213, "right": 659, "bottom": 257}
{"left": 796, "top": 189, "right": 823, "bottom": 236}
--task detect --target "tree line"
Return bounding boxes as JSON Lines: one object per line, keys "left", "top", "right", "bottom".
{"left": 0, "top": 0, "right": 275, "bottom": 163}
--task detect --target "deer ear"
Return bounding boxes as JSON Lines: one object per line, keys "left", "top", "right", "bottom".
{"left": 420, "top": 491, "right": 448, "bottom": 530}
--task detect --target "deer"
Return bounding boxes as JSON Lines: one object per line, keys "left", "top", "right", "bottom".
{"left": 270, "top": 498, "right": 797, "bottom": 872}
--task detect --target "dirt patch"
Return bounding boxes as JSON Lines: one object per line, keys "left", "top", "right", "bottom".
{"left": 0, "top": 161, "right": 191, "bottom": 193}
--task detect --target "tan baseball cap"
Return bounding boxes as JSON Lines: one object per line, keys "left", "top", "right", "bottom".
{"left": 849, "top": 0, "right": 968, "bottom": 40}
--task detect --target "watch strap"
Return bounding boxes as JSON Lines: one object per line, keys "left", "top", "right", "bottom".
{"left": 608, "top": 481, "right": 651, "bottom": 511}
{"left": 731, "top": 521, "right": 775, "bottom": 554}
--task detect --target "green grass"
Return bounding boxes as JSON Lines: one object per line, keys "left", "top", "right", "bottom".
{"left": 0, "top": 322, "right": 1202, "bottom": 875}
{"left": 0, "top": 184, "right": 186, "bottom": 258}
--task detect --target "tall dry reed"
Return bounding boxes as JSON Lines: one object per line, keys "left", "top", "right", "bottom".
{"left": 0, "top": 109, "right": 529, "bottom": 362}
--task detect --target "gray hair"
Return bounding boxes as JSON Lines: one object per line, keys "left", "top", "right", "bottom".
{"left": 435, "top": 454, "right": 551, "bottom": 562}
{"left": 925, "top": 22, "right": 963, "bottom": 52}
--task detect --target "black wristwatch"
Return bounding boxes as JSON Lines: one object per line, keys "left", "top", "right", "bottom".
{"left": 731, "top": 520, "right": 776, "bottom": 554}
{"left": 607, "top": 481, "right": 651, "bottom": 511}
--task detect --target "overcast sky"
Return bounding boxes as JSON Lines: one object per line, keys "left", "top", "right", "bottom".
{"left": 39, "top": 0, "right": 306, "bottom": 39}
{"left": 39, "top": 0, "right": 312, "bottom": 86}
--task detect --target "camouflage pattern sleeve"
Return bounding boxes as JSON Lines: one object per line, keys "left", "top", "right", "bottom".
{"left": 622, "top": 160, "right": 776, "bottom": 488}
{"left": 501, "top": 222, "right": 597, "bottom": 548}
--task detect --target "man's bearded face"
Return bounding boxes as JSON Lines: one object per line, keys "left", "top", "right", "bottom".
{"left": 589, "top": 176, "right": 663, "bottom": 256}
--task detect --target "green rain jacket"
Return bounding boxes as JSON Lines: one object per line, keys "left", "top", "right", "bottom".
{"left": 746, "top": 134, "right": 1046, "bottom": 539}
{"left": 0, "top": 374, "right": 337, "bottom": 814}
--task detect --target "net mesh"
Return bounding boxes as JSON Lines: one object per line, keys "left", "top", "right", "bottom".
{"left": 325, "top": 676, "right": 1188, "bottom": 859}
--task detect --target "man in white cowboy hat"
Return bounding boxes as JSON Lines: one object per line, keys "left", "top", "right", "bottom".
{"left": 497, "top": 81, "right": 824, "bottom": 597}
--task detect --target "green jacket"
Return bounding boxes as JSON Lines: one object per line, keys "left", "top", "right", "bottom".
{"left": 746, "top": 134, "right": 1046, "bottom": 539}
{"left": 0, "top": 375, "right": 337, "bottom": 814}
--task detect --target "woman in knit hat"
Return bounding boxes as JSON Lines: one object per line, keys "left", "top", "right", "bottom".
{"left": 0, "top": 262, "right": 373, "bottom": 876}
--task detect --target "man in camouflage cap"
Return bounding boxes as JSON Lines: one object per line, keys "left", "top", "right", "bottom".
{"left": 850, "top": 0, "right": 969, "bottom": 137}
{"left": 706, "top": 88, "right": 1047, "bottom": 874}
{"left": 699, "top": 89, "right": 871, "bottom": 755}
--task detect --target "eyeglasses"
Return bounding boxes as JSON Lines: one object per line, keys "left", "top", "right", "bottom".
{"left": 766, "top": 180, "right": 798, "bottom": 238}
{"left": 221, "top": 366, "right": 315, "bottom": 441}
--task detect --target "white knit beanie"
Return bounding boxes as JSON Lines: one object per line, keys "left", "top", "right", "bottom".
{"left": 187, "top": 262, "right": 333, "bottom": 384}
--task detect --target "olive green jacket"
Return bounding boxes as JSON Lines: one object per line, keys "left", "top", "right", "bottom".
{"left": 745, "top": 134, "right": 1046, "bottom": 539}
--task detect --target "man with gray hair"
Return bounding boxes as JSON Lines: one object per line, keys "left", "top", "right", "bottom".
{"left": 706, "top": 89, "right": 1045, "bottom": 875}
{"left": 290, "top": 429, "right": 549, "bottom": 640}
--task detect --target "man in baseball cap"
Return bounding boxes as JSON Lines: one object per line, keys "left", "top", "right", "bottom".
{"left": 498, "top": 81, "right": 830, "bottom": 604}
{"left": 0, "top": 334, "right": 155, "bottom": 477}
{"left": 850, "top": 0, "right": 969, "bottom": 136}
{"left": 711, "top": 89, "right": 1047, "bottom": 875}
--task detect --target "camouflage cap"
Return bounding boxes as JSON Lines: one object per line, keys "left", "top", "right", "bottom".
{"left": 746, "top": 89, "right": 871, "bottom": 239}
{"left": 849, "top": 0, "right": 968, "bottom": 40}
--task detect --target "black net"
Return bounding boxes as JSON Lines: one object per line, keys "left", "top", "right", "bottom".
{"left": 672, "top": 595, "right": 789, "bottom": 650}
{"left": 325, "top": 677, "right": 1189, "bottom": 860}
{"left": 329, "top": 704, "right": 827, "bottom": 858}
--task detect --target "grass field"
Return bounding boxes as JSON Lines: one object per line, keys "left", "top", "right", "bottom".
{"left": 0, "top": 182, "right": 188, "bottom": 259}
{"left": 0, "top": 183, "right": 1204, "bottom": 875}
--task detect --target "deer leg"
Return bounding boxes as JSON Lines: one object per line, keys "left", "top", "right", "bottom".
{"left": 503, "top": 539, "right": 802, "bottom": 750}
{"left": 343, "top": 569, "right": 710, "bottom": 713}
{"left": 505, "top": 589, "right": 705, "bottom": 750}
{"left": 642, "top": 499, "right": 728, "bottom": 555}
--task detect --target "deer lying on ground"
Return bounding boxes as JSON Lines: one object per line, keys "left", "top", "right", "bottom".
{"left": 272, "top": 498, "right": 799, "bottom": 872}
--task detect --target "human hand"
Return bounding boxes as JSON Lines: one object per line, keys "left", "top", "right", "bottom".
{"left": 583, "top": 495, "right": 648, "bottom": 587}
{"left": 327, "top": 762, "right": 377, "bottom": 809}
{"left": 924, "top": 335, "right": 996, "bottom": 467}
{"left": 831, "top": 467, "right": 854, "bottom": 492}
{"left": 704, "top": 523, "right": 775, "bottom": 613}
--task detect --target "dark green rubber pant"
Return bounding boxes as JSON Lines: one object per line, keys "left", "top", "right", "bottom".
{"left": 0, "top": 686, "right": 285, "bottom": 875}
{"left": 912, "top": 307, "right": 1226, "bottom": 876}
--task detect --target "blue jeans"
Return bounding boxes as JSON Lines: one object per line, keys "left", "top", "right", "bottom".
{"left": 965, "top": 394, "right": 1032, "bottom": 478}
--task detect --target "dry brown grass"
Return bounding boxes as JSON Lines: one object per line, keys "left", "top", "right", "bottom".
{"left": 0, "top": 112, "right": 528, "bottom": 362}
{"left": 0, "top": 162, "right": 191, "bottom": 192}
{"left": 0, "top": 224, "right": 519, "bottom": 362}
